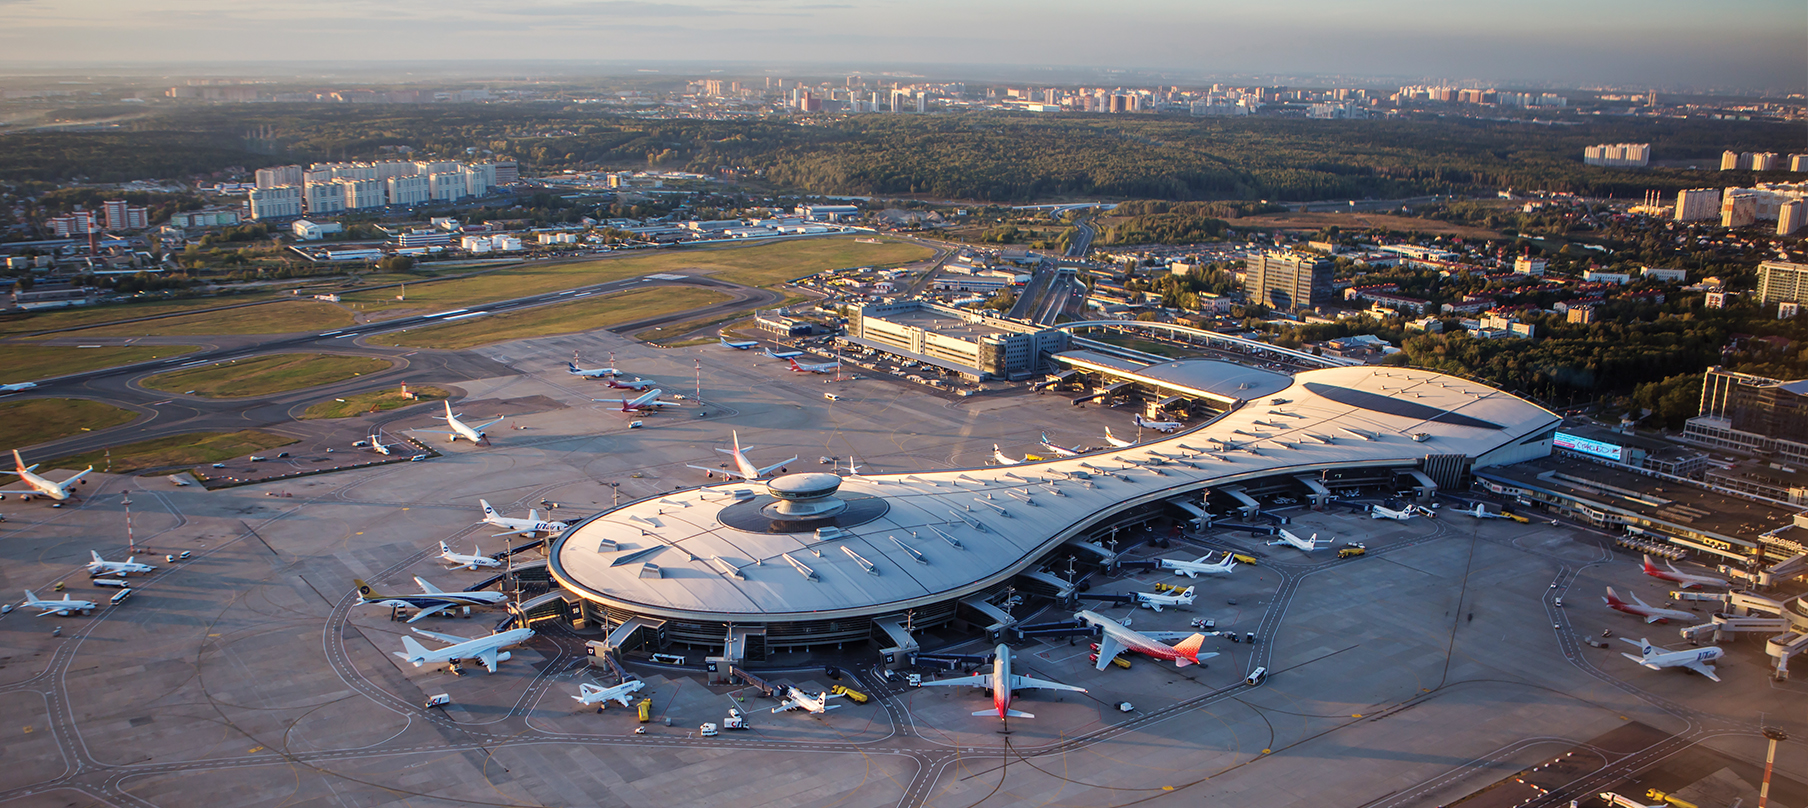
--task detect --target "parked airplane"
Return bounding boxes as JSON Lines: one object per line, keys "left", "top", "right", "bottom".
{"left": 720, "top": 337, "right": 759, "bottom": 350}
{"left": 1075, "top": 610, "right": 1216, "bottom": 670}
{"left": 1133, "top": 585, "right": 1196, "bottom": 612}
{"left": 1268, "top": 528, "right": 1333, "bottom": 553}
{"left": 480, "top": 499, "right": 570, "bottom": 538}
{"left": 787, "top": 357, "right": 839, "bottom": 374}
{"left": 1640, "top": 555, "right": 1729, "bottom": 590}
{"left": 393, "top": 626, "right": 535, "bottom": 673}
{"left": 355, "top": 431, "right": 402, "bottom": 456}
{"left": 3, "top": 449, "right": 93, "bottom": 501}
{"left": 573, "top": 679, "right": 646, "bottom": 710}
{"left": 915, "top": 643, "right": 1086, "bottom": 720}
{"left": 567, "top": 361, "right": 621, "bottom": 379}
{"left": 763, "top": 348, "right": 804, "bottom": 360}
{"left": 592, "top": 389, "right": 680, "bottom": 413}
{"left": 1040, "top": 433, "right": 1081, "bottom": 457}
{"left": 686, "top": 431, "right": 796, "bottom": 481}
{"left": 416, "top": 401, "right": 502, "bottom": 444}
{"left": 771, "top": 685, "right": 842, "bottom": 715}
{"left": 604, "top": 377, "right": 658, "bottom": 391}
{"left": 439, "top": 541, "right": 502, "bottom": 570}
{"left": 992, "top": 445, "right": 1021, "bottom": 466}
{"left": 21, "top": 589, "right": 95, "bottom": 616}
{"left": 1103, "top": 427, "right": 1135, "bottom": 449}
{"left": 354, "top": 576, "right": 508, "bottom": 622}
{"left": 1135, "top": 414, "right": 1181, "bottom": 433}
{"left": 1458, "top": 503, "right": 1511, "bottom": 519}
{"left": 87, "top": 550, "right": 155, "bottom": 577}
{"left": 0, "top": 382, "right": 37, "bottom": 393}
{"left": 1602, "top": 587, "right": 1696, "bottom": 624}
{"left": 1618, "top": 637, "right": 1724, "bottom": 682}
{"left": 1371, "top": 503, "right": 1420, "bottom": 521}
{"left": 1157, "top": 554, "right": 1238, "bottom": 578}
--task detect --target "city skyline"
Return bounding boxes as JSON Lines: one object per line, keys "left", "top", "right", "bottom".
{"left": 0, "top": 0, "right": 1801, "bottom": 93}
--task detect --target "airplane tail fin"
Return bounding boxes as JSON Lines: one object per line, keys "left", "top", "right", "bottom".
{"left": 1171, "top": 632, "right": 1208, "bottom": 665}
{"left": 568, "top": 362, "right": 579, "bottom": 373}
{"left": 91, "top": 550, "right": 104, "bottom": 563}
{"left": 1179, "top": 586, "right": 1196, "bottom": 602}
{"left": 23, "top": 589, "right": 36, "bottom": 602}
{"left": 354, "top": 579, "right": 372, "bottom": 597}
{"left": 439, "top": 540, "right": 452, "bottom": 556}
{"left": 1643, "top": 554, "right": 1658, "bottom": 574}
{"left": 13, "top": 449, "right": 24, "bottom": 473}
{"left": 397, "top": 636, "right": 431, "bottom": 662}
{"left": 480, "top": 500, "right": 496, "bottom": 517}
{"left": 527, "top": 509, "right": 537, "bottom": 523}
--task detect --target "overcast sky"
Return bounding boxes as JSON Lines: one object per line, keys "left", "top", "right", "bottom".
{"left": 1, "top": 0, "right": 1800, "bottom": 91}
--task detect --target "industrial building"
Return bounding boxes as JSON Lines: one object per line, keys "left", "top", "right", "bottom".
{"left": 547, "top": 365, "right": 1560, "bottom": 670}
{"left": 843, "top": 300, "right": 1069, "bottom": 380}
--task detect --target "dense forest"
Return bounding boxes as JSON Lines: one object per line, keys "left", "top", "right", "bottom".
{"left": 1, "top": 106, "right": 1801, "bottom": 202}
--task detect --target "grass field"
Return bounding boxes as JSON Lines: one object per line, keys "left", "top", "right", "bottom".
{"left": 301, "top": 385, "right": 451, "bottom": 419}
{"left": 0, "top": 399, "right": 137, "bottom": 450}
{"left": 341, "top": 237, "right": 931, "bottom": 314}
{"left": 369, "top": 287, "right": 732, "bottom": 350}
{"left": 48, "top": 300, "right": 355, "bottom": 338}
{"left": 2, "top": 345, "right": 200, "bottom": 384}
{"left": 1228, "top": 211, "right": 1500, "bottom": 238}
{"left": 140, "top": 353, "right": 392, "bottom": 398}
{"left": 42, "top": 430, "right": 297, "bottom": 473}
{"left": 0, "top": 295, "right": 285, "bottom": 339}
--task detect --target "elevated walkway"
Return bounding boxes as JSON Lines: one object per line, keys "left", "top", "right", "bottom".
{"left": 872, "top": 615, "right": 921, "bottom": 671}
{"left": 603, "top": 616, "right": 667, "bottom": 654}
{"left": 958, "top": 595, "right": 1018, "bottom": 637}
{"left": 1294, "top": 474, "right": 1332, "bottom": 507}
{"left": 1064, "top": 538, "right": 1118, "bottom": 566}
{"left": 1219, "top": 485, "right": 1262, "bottom": 518}
{"left": 1014, "top": 569, "right": 1076, "bottom": 602}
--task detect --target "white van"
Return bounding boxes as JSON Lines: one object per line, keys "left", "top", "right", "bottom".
{"left": 824, "top": 393, "right": 842, "bottom": 402}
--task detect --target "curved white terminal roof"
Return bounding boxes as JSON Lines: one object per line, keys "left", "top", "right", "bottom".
{"left": 550, "top": 366, "right": 1560, "bottom": 622}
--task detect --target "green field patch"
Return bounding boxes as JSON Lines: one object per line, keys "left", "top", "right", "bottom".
{"left": 342, "top": 237, "right": 931, "bottom": 314}
{"left": 43, "top": 430, "right": 297, "bottom": 473}
{"left": 0, "top": 398, "right": 137, "bottom": 449}
{"left": 141, "top": 353, "right": 393, "bottom": 398}
{"left": 1, "top": 345, "right": 200, "bottom": 383}
{"left": 0, "top": 295, "right": 287, "bottom": 339}
{"left": 301, "top": 385, "right": 452, "bottom": 419}
{"left": 370, "top": 286, "right": 731, "bottom": 350}
{"left": 50, "top": 300, "right": 354, "bottom": 338}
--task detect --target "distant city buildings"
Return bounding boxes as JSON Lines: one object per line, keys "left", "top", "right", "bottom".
{"left": 1675, "top": 188, "right": 1722, "bottom": 222}
{"left": 245, "top": 159, "right": 514, "bottom": 220}
{"left": 1583, "top": 142, "right": 1650, "bottom": 168}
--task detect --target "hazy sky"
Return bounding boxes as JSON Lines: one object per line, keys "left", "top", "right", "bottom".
{"left": 2, "top": 0, "right": 1801, "bottom": 90}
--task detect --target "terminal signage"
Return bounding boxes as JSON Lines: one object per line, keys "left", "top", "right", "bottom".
{"left": 1553, "top": 431, "right": 1623, "bottom": 462}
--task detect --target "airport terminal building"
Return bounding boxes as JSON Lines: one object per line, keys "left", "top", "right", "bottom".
{"left": 546, "top": 364, "right": 1560, "bottom": 670}
{"left": 843, "top": 300, "right": 1069, "bottom": 380}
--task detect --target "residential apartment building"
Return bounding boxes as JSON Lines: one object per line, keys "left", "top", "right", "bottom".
{"left": 255, "top": 164, "right": 304, "bottom": 189}
{"left": 247, "top": 186, "right": 303, "bottom": 220}
{"left": 1757, "top": 261, "right": 1808, "bottom": 305}
{"left": 1674, "top": 188, "right": 1722, "bottom": 222}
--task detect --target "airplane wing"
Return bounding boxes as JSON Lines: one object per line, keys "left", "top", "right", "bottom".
{"left": 770, "top": 701, "right": 797, "bottom": 714}
{"left": 755, "top": 457, "right": 799, "bottom": 477}
{"left": 687, "top": 464, "right": 750, "bottom": 479}
{"left": 916, "top": 673, "right": 994, "bottom": 689}
{"left": 1644, "top": 614, "right": 1665, "bottom": 624}
{"left": 1009, "top": 674, "right": 1086, "bottom": 694}
{"left": 1135, "top": 630, "right": 1199, "bottom": 642}
{"left": 407, "top": 603, "right": 452, "bottom": 623}
{"left": 612, "top": 692, "right": 637, "bottom": 707}
{"left": 491, "top": 527, "right": 540, "bottom": 537}
{"left": 477, "top": 646, "right": 500, "bottom": 673}
{"left": 1095, "top": 634, "right": 1125, "bottom": 670}
{"left": 414, "top": 577, "right": 445, "bottom": 594}
{"left": 470, "top": 417, "right": 504, "bottom": 431}
{"left": 411, "top": 628, "right": 475, "bottom": 645}
{"left": 1683, "top": 661, "right": 1721, "bottom": 682}
{"left": 413, "top": 429, "right": 460, "bottom": 435}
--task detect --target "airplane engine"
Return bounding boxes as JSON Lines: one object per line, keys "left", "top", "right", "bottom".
{"left": 495, "top": 652, "right": 512, "bottom": 663}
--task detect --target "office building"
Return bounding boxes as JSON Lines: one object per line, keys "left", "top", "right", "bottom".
{"left": 492, "top": 161, "right": 518, "bottom": 185}
{"left": 1757, "top": 261, "right": 1808, "bottom": 305}
{"left": 1513, "top": 256, "right": 1547, "bottom": 276}
{"left": 845, "top": 300, "right": 1069, "bottom": 380}
{"left": 387, "top": 175, "right": 430, "bottom": 207}
{"left": 1244, "top": 251, "right": 1334, "bottom": 310}
{"left": 292, "top": 220, "right": 344, "bottom": 240}
{"left": 255, "top": 165, "right": 304, "bottom": 189}
{"left": 1686, "top": 367, "right": 1808, "bottom": 467}
{"left": 248, "top": 186, "right": 303, "bottom": 220}
{"left": 1675, "top": 188, "right": 1722, "bottom": 221}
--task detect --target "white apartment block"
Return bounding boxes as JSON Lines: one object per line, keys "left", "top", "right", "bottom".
{"left": 387, "top": 175, "right": 431, "bottom": 207}
{"left": 247, "top": 185, "right": 303, "bottom": 220}
{"left": 1582, "top": 143, "right": 1649, "bottom": 168}
{"left": 341, "top": 178, "right": 388, "bottom": 210}
{"left": 1674, "top": 188, "right": 1722, "bottom": 222}
{"left": 429, "top": 172, "right": 467, "bottom": 202}
{"left": 304, "top": 181, "right": 347, "bottom": 215}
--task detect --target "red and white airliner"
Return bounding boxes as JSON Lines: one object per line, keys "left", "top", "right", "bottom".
{"left": 788, "top": 357, "right": 839, "bottom": 374}
{"left": 915, "top": 644, "right": 1086, "bottom": 720}
{"left": 1602, "top": 587, "right": 1695, "bottom": 624}
{"left": 1076, "top": 610, "right": 1215, "bottom": 670}
{"left": 1640, "top": 554, "right": 1729, "bottom": 590}
{"left": 591, "top": 389, "right": 680, "bottom": 414}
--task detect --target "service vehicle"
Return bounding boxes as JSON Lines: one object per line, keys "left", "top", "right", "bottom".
{"left": 1245, "top": 667, "right": 1268, "bottom": 685}
{"left": 1231, "top": 554, "right": 1259, "bottom": 565}
{"left": 1338, "top": 545, "right": 1367, "bottom": 558}
{"left": 636, "top": 698, "right": 652, "bottom": 723}
{"left": 424, "top": 694, "right": 451, "bottom": 709}
{"left": 109, "top": 588, "right": 132, "bottom": 605}
{"left": 91, "top": 577, "right": 128, "bottom": 588}
{"left": 698, "top": 723, "right": 719, "bottom": 737}
{"left": 829, "top": 685, "right": 868, "bottom": 704}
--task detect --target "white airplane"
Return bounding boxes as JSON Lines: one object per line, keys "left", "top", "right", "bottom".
{"left": 439, "top": 541, "right": 502, "bottom": 570}
{"left": 0, "top": 382, "right": 37, "bottom": 393}
{"left": 393, "top": 626, "right": 535, "bottom": 673}
{"left": 417, "top": 401, "right": 502, "bottom": 444}
{"left": 1458, "top": 503, "right": 1509, "bottom": 519}
{"left": 87, "top": 550, "right": 155, "bottom": 576}
{"left": 1103, "top": 427, "right": 1135, "bottom": 449}
{"left": 787, "top": 357, "right": 839, "bottom": 374}
{"left": 1371, "top": 503, "right": 1418, "bottom": 521}
{"left": 1157, "top": 554, "right": 1238, "bottom": 578}
{"left": 604, "top": 376, "right": 658, "bottom": 391}
{"left": 1040, "top": 433, "right": 1081, "bottom": 457}
{"left": 21, "top": 589, "right": 96, "bottom": 616}
{"left": 1619, "top": 637, "right": 1724, "bottom": 682}
{"left": 567, "top": 361, "right": 620, "bottom": 379}
{"left": 1075, "top": 609, "right": 1216, "bottom": 670}
{"left": 686, "top": 431, "right": 796, "bottom": 481}
{"left": 1267, "top": 528, "right": 1333, "bottom": 553}
{"left": 354, "top": 576, "right": 508, "bottom": 622}
{"left": 3, "top": 449, "right": 93, "bottom": 501}
{"left": 771, "top": 685, "right": 842, "bottom": 715}
{"left": 1640, "top": 555, "right": 1730, "bottom": 590}
{"left": 764, "top": 347, "right": 804, "bottom": 360}
{"left": 592, "top": 389, "right": 680, "bottom": 414}
{"left": 1602, "top": 587, "right": 1696, "bottom": 624}
{"left": 992, "top": 444, "right": 1021, "bottom": 466}
{"left": 1135, "top": 414, "right": 1181, "bottom": 433}
{"left": 573, "top": 679, "right": 646, "bottom": 710}
{"left": 720, "top": 337, "right": 758, "bottom": 350}
{"left": 479, "top": 499, "right": 570, "bottom": 538}
{"left": 840, "top": 456, "right": 864, "bottom": 476}
{"left": 916, "top": 643, "right": 1086, "bottom": 720}
{"left": 354, "top": 430, "right": 402, "bottom": 456}
{"left": 1132, "top": 585, "right": 1195, "bottom": 612}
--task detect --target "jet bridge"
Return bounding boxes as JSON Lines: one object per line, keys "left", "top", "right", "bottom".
{"left": 602, "top": 615, "right": 667, "bottom": 655}
{"left": 1166, "top": 495, "right": 1209, "bottom": 528}
{"left": 1293, "top": 474, "right": 1332, "bottom": 507}
{"left": 1070, "top": 381, "right": 1134, "bottom": 406}
{"left": 1064, "top": 537, "right": 1118, "bottom": 566}
{"left": 1219, "top": 486, "right": 1262, "bottom": 518}
{"left": 1014, "top": 569, "right": 1077, "bottom": 602}
{"left": 872, "top": 615, "right": 921, "bottom": 671}
{"left": 957, "top": 595, "right": 1018, "bottom": 639}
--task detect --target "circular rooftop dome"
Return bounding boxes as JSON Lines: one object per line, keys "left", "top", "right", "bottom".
{"left": 766, "top": 472, "right": 843, "bottom": 500}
